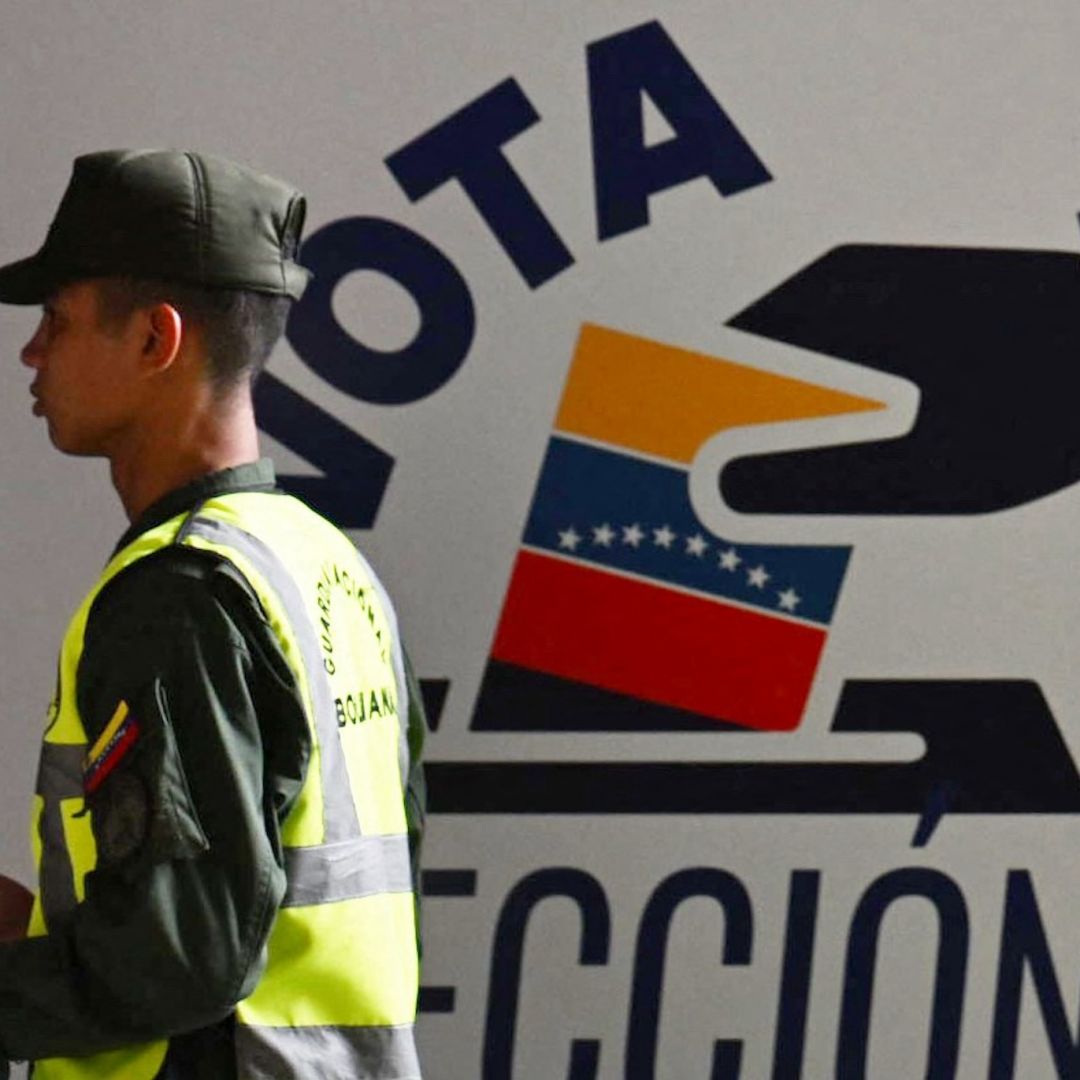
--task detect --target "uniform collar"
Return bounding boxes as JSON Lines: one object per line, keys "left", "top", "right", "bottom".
{"left": 113, "top": 458, "right": 278, "bottom": 555}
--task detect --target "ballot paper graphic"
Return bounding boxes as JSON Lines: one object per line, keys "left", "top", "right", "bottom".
{"left": 472, "top": 323, "right": 883, "bottom": 733}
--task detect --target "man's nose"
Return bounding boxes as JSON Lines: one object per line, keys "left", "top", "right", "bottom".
{"left": 20, "top": 322, "right": 45, "bottom": 369}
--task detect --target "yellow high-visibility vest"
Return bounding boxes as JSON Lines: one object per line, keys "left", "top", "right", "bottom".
{"left": 29, "top": 491, "right": 420, "bottom": 1079}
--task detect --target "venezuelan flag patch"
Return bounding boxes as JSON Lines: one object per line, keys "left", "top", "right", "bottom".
{"left": 83, "top": 700, "right": 141, "bottom": 794}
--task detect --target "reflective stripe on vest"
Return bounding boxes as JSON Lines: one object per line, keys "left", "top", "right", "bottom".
{"left": 236, "top": 1023, "right": 420, "bottom": 1080}
{"left": 29, "top": 493, "right": 420, "bottom": 1080}
{"left": 34, "top": 742, "right": 85, "bottom": 923}
{"left": 186, "top": 515, "right": 362, "bottom": 844}
{"left": 283, "top": 835, "right": 413, "bottom": 907}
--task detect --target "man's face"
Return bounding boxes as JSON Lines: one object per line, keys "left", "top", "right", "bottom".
{"left": 20, "top": 280, "right": 145, "bottom": 455}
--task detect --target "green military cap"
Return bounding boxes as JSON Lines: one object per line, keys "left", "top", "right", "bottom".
{"left": 0, "top": 148, "right": 311, "bottom": 304}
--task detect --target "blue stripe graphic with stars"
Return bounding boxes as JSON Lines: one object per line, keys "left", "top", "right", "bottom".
{"left": 521, "top": 437, "right": 850, "bottom": 625}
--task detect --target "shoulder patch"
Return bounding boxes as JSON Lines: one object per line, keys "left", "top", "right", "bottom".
{"left": 84, "top": 700, "right": 141, "bottom": 794}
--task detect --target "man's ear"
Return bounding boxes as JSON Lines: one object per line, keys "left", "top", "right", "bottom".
{"left": 142, "top": 302, "right": 183, "bottom": 373}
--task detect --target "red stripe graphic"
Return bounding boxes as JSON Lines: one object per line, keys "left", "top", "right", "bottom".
{"left": 84, "top": 719, "right": 141, "bottom": 794}
{"left": 492, "top": 551, "right": 826, "bottom": 732}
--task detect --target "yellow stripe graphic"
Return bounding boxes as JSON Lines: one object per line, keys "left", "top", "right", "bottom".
{"left": 555, "top": 323, "right": 885, "bottom": 464}
{"left": 84, "top": 700, "right": 129, "bottom": 769}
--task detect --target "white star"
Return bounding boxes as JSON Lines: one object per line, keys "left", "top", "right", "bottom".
{"left": 747, "top": 565, "right": 770, "bottom": 588}
{"left": 778, "top": 588, "right": 801, "bottom": 612}
{"left": 653, "top": 525, "right": 676, "bottom": 548}
{"left": 557, "top": 527, "right": 581, "bottom": 551}
{"left": 622, "top": 523, "right": 645, "bottom": 547}
{"left": 685, "top": 533, "right": 708, "bottom": 557}
{"left": 719, "top": 547, "right": 741, "bottom": 572}
{"left": 592, "top": 523, "right": 616, "bottom": 547}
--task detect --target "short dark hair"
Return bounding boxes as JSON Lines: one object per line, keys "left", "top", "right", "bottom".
{"left": 94, "top": 276, "right": 291, "bottom": 391}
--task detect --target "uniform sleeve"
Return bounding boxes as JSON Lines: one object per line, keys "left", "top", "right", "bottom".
{"left": 401, "top": 648, "right": 427, "bottom": 953}
{"left": 0, "top": 548, "right": 311, "bottom": 1063}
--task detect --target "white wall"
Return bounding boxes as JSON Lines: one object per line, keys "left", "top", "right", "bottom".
{"left": 1, "top": 3, "right": 1078, "bottom": 1076}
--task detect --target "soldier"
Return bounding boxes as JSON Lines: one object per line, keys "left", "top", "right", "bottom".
{"left": 0, "top": 149, "right": 425, "bottom": 1079}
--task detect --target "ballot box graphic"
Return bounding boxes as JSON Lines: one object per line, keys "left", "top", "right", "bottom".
{"left": 472, "top": 323, "right": 883, "bottom": 733}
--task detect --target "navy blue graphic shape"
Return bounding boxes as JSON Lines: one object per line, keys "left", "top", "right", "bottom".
{"left": 386, "top": 78, "right": 574, "bottom": 289}
{"left": 422, "top": 869, "right": 478, "bottom": 897}
{"left": 287, "top": 216, "right": 475, "bottom": 405}
{"left": 725, "top": 245, "right": 1080, "bottom": 514}
{"left": 419, "top": 678, "right": 450, "bottom": 733}
{"left": 430, "top": 680, "right": 1080, "bottom": 814}
{"left": 473, "top": 661, "right": 741, "bottom": 732}
{"left": 588, "top": 19, "right": 772, "bottom": 241}
{"left": 913, "top": 782, "right": 955, "bottom": 848}
{"left": 418, "top": 868, "right": 477, "bottom": 1015}
{"left": 626, "top": 868, "right": 751, "bottom": 1080}
{"left": 483, "top": 869, "right": 609, "bottom": 1080}
{"left": 838, "top": 870, "right": 968, "bottom": 1079}
{"left": 417, "top": 987, "right": 455, "bottom": 1015}
{"left": 990, "top": 871, "right": 1080, "bottom": 1078}
{"left": 254, "top": 372, "right": 393, "bottom": 528}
